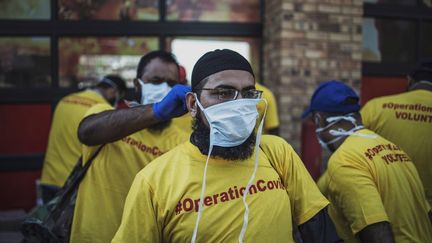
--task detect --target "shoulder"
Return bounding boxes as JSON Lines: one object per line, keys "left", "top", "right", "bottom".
{"left": 259, "top": 135, "right": 297, "bottom": 160}
{"left": 160, "top": 124, "right": 189, "bottom": 143}
{"left": 139, "top": 142, "right": 188, "bottom": 175}
{"left": 84, "top": 103, "right": 113, "bottom": 117}
{"left": 260, "top": 135, "right": 292, "bottom": 150}
{"left": 328, "top": 130, "right": 382, "bottom": 170}
{"left": 362, "top": 92, "right": 408, "bottom": 109}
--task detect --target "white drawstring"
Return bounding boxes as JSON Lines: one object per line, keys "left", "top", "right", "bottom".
{"left": 239, "top": 99, "right": 267, "bottom": 243}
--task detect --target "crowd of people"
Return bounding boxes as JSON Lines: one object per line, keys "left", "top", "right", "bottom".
{"left": 40, "top": 48, "right": 432, "bottom": 242}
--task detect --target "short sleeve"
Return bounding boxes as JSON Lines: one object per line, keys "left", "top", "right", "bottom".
{"left": 260, "top": 136, "right": 329, "bottom": 225}
{"left": 360, "top": 100, "right": 376, "bottom": 129}
{"left": 81, "top": 103, "right": 113, "bottom": 163}
{"left": 328, "top": 163, "right": 389, "bottom": 234}
{"left": 112, "top": 172, "right": 161, "bottom": 243}
{"left": 263, "top": 89, "right": 280, "bottom": 130}
{"left": 84, "top": 103, "right": 113, "bottom": 118}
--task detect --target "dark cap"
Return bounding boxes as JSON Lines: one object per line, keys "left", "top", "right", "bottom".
{"left": 408, "top": 59, "right": 432, "bottom": 82}
{"left": 302, "top": 80, "right": 360, "bottom": 119}
{"left": 191, "top": 49, "right": 254, "bottom": 89}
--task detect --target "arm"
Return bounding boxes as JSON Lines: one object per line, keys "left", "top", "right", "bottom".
{"left": 78, "top": 84, "right": 191, "bottom": 146}
{"left": 328, "top": 163, "right": 390, "bottom": 241}
{"left": 298, "top": 207, "right": 343, "bottom": 243}
{"left": 357, "top": 222, "right": 395, "bottom": 243}
{"left": 112, "top": 172, "right": 161, "bottom": 243}
{"left": 78, "top": 105, "right": 158, "bottom": 146}
{"left": 429, "top": 210, "right": 432, "bottom": 224}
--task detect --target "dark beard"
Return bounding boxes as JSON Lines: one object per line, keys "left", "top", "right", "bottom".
{"left": 190, "top": 111, "right": 256, "bottom": 161}
{"left": 149, "top": 120, "right": 171, "bottom": 132}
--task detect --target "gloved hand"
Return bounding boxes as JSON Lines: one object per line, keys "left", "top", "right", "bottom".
{"left": 152, "top": 84, "right": 192, "bottom": 121}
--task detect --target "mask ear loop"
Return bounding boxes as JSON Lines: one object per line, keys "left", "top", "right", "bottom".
{"left": 191, "top": 95, "right": 213, "bottom": 243}
{"left": 238, "top": 98, "right": 268, "bottom": 243}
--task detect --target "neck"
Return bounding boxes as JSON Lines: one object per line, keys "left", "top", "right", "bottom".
{"left": 409, "top": 81, "right": 432, "bottom": 91}
{"left": 330, "top": 119, "right": 363, "bottom": 151}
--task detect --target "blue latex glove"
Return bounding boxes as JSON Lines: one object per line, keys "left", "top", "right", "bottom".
{"left": 152, "top": 84, "right": 191, "bottom": 121}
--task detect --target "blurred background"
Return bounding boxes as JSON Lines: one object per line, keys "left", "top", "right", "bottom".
{"left": 0, "top": 0, "right": 431, "bottom": 238}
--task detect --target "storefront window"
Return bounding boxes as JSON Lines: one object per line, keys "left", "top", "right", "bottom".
{"left": 0, "top": 0, "right": 50, "bottom": 20}
{"left": 0, "top": 37, "right": 51, "bottom": 88}
{"left": 167, "top": 36, "right": 260, "bottom": 83}
{"left": 422, "top": 21, "right": 432, "bottom": 58}
{"left": 59, "top": 0, "right": 158, "bottom": 21}
{"left": 166, "top": 0, "right": 260, "bottom": 22}
{"left": 59, "top": 37, "right": 158, "bottom": 88}
{"left": 362, "top": 18, "right": 416, "bottom": 63}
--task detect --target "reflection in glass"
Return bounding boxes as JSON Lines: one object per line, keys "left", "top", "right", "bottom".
{"left": 59, "top": 37, "right": 158, "bottom": 88}
{"left": 422, "top": 22, "right": 432, "bottom": 57}
{"left": 362, "top": 18, "right": 416, "bottom": 63}
{"left": 421, "top": 0, "right": 432, "bottom": 8}
{"left": 0, "top": 37, "right": 51, "bottom": 88}
{"left": 0, "top": 0, "right": 50, "bottom": 19}
{"left": 166, "top": 0, "right": 260, "bottom": 22}
{"left": 167, "top": 37, "right": 260, "bottom": 84}
{"left": 59, "top": 0, "right": 158, "bottom": 20}
{"left": 363, "top": 0, "right": 416, "bottom": 5}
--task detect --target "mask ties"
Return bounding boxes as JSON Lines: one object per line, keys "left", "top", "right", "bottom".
{"left": 239, "top": 99, "right": 267, "bottom": 243}
{"left": 191, "top": 95, "right": 215, "bottom": 243}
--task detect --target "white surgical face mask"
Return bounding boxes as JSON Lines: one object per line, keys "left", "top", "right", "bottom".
{"left": 138, "top": 79, "right": 172, "bottom": 105}
{"left": 195, "top": 96, "right": 260, "bottom": 147}
{"left": 315, "top": 113, "right": 377, "bottom": 151}
{"left": 191, "top": 95, "right": 267, "bottom": 243}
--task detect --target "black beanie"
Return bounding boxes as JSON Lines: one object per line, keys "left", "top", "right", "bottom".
{"left": 191, "top": 49, "right": 254, "bottom": 89}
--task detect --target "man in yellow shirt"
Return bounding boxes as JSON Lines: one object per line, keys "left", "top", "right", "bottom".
{"left": 113, "top": 49, "right": 338, "bottom": 243}
{"left": 361, "top": 60, "right": 432, "bottom": 205}
{"left": 303, "top": 80, "right": 432, "bottom": 243}
{"left": 40, "top": 75, "right": 126, "bottom": 203}
{"left": 256, "top": 82, "right": 280, "bottom": 135}
{"left": 70, "top": 51, "right": 190, "bottom": 243}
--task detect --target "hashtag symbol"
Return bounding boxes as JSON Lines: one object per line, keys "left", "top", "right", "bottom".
{"left": 175, "top": 201, "right": 182, "bottom": 215}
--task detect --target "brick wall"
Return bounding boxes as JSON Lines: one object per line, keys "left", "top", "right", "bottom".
{"left": 263, "top": 0, "right": 363, "bottom": 151}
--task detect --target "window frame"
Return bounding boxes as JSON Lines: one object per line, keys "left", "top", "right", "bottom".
{"left": 0, "top": 0, "right": 263, "bottom": 103}
{"left": 363, "top": 2, "right": 432, "bottom": 76}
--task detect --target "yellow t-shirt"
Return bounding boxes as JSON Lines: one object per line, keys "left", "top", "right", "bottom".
{"left": 361, "top": 90, "right": 432, "bottom": 204}
{"left": 171, "top": 113, "right": 193, "bottom": 134}
{"left": 70, "top": 104, "right": 188, "bottom": 243}
{"left": 41, "top": 90, "right": 108, "bottom": 187}
{"left": 256, "top": 83, "right": 280, "bottom": 132}
{"left": 322, "top": 129, "right": 432, "bottom": 243}
{"left": 112, "top": 135, "right": 328, "bottom": 243}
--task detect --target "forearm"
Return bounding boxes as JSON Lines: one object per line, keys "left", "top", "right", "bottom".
{"left": 357, "top": 221, "right": 395, "bottom": 243}
{"left": 78, "top": 105, "right": 159, "bottom": 146}
{"left": 429, "top": 210, "right": 432, "bottom": 225}
{"left": 298, "top": 207, "right": 342, "bottom": 243}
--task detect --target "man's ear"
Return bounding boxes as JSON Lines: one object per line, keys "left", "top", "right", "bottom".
{"left": 133, "top": 78, "right": 141, "bottom": 93}
{"left": 186, "top": 92, "right": 197, "bottom": 118}
{"left": 313, "top": 112, "right": 325, "bottom": 127}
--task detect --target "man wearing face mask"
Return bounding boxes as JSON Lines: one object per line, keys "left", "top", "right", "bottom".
{"left": 40, "top": 74, "right": 126, "bottom": 203}
{"left": 361, "top": 60, "right": 432, "bottom": 205}
{"left": 303, "top": 80, "right": 432, "bottom": 243}
{"left": 112, "top": 49, "right": 339, "bottom": 243}
{"left": 69, "top": 51, "right": 190, "bottom": 243}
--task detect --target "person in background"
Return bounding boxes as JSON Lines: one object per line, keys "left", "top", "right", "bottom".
{"left": 40, "top": 75, "right": 126, "bottom": 203}
{"left": 361, "top": 60, "right": 432, "bottom": 205}
{"left": 256, "top": 82, "right": 280, "bottom": 135}
{"left": 303, "top": 80, "right": 432, "bottom": 243}
{"left": 172, "top": 64, "right": 194, "bottom": 134}
{"left": 113, "top": 49, "right": 339, "bottom": 243}
{"left": 69, "top": 51, "right": 190, "bottom": 243}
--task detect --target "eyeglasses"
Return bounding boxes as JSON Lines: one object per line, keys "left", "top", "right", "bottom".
{"left": 196, "top": 88, "right": 263, "bottom": 101}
